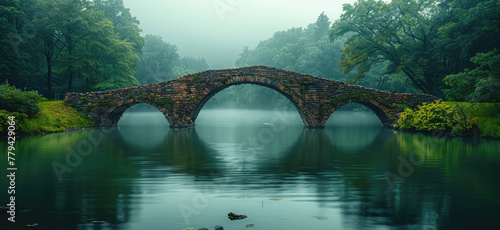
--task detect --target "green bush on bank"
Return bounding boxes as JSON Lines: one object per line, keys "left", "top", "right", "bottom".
{"left": 0, "top": 110, "right": 28, "bottom": 133}
{"left": 19, "top": 101, "right": 94, "bottom": 134}
{"left": 395, "top": 100, "right": 500, "bottom": 138}
{"left": 395, "top": 100, "right": 455, "bottom": 132}
{"left": 443, "top": 102, "right": 500, "bottom": 138}
{"left": 0, "top": 82, "right": 43, "bottom": 118}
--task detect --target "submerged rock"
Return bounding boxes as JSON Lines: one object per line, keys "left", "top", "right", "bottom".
{"left": 228, "top": 212, "right": 247, "bottom": 220}
{"left": 214, "top": 225, "right": 224, "bottom": 230}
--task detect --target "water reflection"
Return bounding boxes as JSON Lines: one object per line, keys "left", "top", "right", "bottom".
{"left": 1, "top": 110, "right": 499, "bottom": 229}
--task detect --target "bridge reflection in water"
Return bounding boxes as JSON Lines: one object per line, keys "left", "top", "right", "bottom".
{"left": 5, "top": 106, "right": 499, "bottom": 229}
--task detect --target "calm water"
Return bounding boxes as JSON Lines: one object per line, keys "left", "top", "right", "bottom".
{"left": 1, "top": 108, "right": 500, "bottom": 230}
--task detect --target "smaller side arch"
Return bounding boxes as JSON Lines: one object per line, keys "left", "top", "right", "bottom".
{"left": 325, "top": 99, "right": 392, "bottom": 127}
{"left": 98, "top": 101, "right": 171, "bottom": 127}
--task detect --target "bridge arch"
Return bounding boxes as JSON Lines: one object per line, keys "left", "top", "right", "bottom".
{"left": 188, "top": 78, "right": 307, "bottom": 125}
{"left": 96, "top": 100, "right": 170, "bottom": 127}
{"left": 325, "top": 99, "right": 392, "bottom": 127}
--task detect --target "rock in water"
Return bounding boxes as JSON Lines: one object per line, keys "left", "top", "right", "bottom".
{"left": 214, "top": 225, "right": 223, "bottom": 230}
{"left": 228, "top": 212, "right": 247, "bottom": 220}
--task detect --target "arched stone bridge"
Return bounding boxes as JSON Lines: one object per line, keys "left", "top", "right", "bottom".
{"left": 64, "top": 66, "right": 438, "bottom": 128}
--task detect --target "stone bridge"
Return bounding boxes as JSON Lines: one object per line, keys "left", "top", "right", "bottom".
{"left": 64, "top": 66, "right": 438, "bottom": 128}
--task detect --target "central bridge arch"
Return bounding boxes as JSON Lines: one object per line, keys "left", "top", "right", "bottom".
{"left": 64, "top": 66, "right": 438, "bottom": 128}
{"left": 189, "top": 77, "right": 308, "bottom": 126}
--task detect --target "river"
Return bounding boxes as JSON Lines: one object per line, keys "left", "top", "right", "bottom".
{"left": 1, "top": 106, "right": 499, "bottom": 230}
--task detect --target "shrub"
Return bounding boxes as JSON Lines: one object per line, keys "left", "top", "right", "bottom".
{"left": 0, "top": 110, "right": 28, "bottom": 134}
{"left": 394, "top": 108, "right": 416, "bottom": 130}
{"left": 413, "top": 101, "right": 454, "bottom": 132}
{"left": 395, "top": 100, "right": 454, "bottom": 132}
{"left": 0, "top": 82, "right": 42, "bottom": 118}
{"left": 394, "top": 104, "right": 410, "bottom": 110}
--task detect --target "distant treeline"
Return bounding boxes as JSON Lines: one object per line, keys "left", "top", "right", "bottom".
{"left": 1, "top": 0, "right": 498, "bottom": 108}
{"left": 0, "top": 0, "right": 208, "bottom": 98}
{"left": 220, "top": 0, "right": 499, "bottom": 110}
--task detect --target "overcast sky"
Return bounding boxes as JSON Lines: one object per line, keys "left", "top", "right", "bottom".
{"left": 123, "top": 0, "right": 358, "bottom": 69}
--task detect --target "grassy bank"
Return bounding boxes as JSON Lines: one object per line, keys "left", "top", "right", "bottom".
{"left": 19, "top": 101, "right": 94, "bottom": 134}
{"left": 443, "top": 102, "right": 500, "bottom": 138}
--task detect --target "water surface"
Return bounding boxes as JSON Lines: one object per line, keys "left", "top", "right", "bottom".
{"left": 1, "top": 109, "right": 499, "bottom": 230}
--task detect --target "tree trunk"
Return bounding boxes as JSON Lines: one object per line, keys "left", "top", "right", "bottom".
{"left": 67, "top": 45, "right": 73, "bottom": 91}
{"left": 46, "top": 57, "right": 52, "bottom": 99}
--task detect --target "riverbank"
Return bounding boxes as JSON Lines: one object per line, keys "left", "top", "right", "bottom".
{"left": 443, "top": 102, "right": 500, "bottom": 138}
{"left": 6, "top": 100, "right": 499, "bottom": 139}
{"left": 18, "top": 101, "right": 94, "bottom": 134}
{"left": 395, "top": 101, "right": 500, "bottom": 139}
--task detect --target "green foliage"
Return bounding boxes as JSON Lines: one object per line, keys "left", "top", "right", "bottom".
{"left": 394, "top": 104, "right": 410, "bottom": 110}
{"left": 300, "top": 76, "right": 314, "bottom": 85}
{"left": 394, "top": 108, "right": 416, "bottom": 130}
{"left": 135, "top": 34, "right": 179, "bottom": 84}
{"left": 394, "top": 100, "right": 499, "bottom": 137}
{"left": 443, "top": 50, "right": 500, "bottom": 102}
{"left": 95, "top": 100, "right": 114, "bottom": 107}
{"left": 437, "top": 0, "right": 500, "bottom": 82}
{"left": 0, "top": 110, "right": 28, "bottom": 134}
{"left": 0, "top": 0, "right": 38, "bottom": 90}
{"left": 395, "top": 100, "right": 455, "bottom": 132}
{"left": 154, "top": 98, "right": 172, "bottom": 107}
{"left": 1, "top": 0, "right": 143, "bottom": 96}
{"left": 443, "top": 102, "right": 500, "bottom": 138}
{"left": 330, "top": 0, "right": 443, "bottom": 95}
{"left": 0, "top": 82, "right": 42, "bottom": 118}
{"left": 19, "top": 101, "right": 94, "bottom": 133}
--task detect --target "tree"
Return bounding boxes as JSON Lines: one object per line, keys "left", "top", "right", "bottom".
{"left": 314, "top": 12, "right": 330, "bottom": 40}
{"left": 33, "top": 0, "right": 66, "bottom": 98}
{"left": 330, "top": 0, "right": 445, "bottom": 96}
{"left": 92, "top": 0, "right": 144, "bottom": 54}
{"left": 443, "top": 50, "right": 500, "bottom": 102}
{"left": 0, "top": 0, "right": 39, "bottom": 90}
{"left": 172, "top": 56, "right": 210, "bottom": 78}
{"left": 135, "top": 34, "right": 179, "bottom": 84}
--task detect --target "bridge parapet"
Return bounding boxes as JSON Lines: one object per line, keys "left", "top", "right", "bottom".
{"left": 64, "top": 66, "right": 438, "bottom": 128}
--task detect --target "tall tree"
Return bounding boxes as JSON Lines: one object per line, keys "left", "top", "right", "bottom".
{"left": 135, "top": 34, "right": 179, "bottom": 84}
{"left": 0, "top": 0, "right": 39, "bottom": 89}
{"left": 437, "top": 0, "right": 500, "bottom": 77}
{"left": 92, "top": 0, "right": 144, "bottom": 53}
{"left": 33, "top": 0, "right": 66, "bottom": 98}
{"left": 330, "top": 0, "right": 445, "bottom": 96}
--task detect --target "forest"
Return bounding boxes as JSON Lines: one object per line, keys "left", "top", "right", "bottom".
{"left": 0, "top": 0, "right": 208, "bottom": 98}
{"left": 1, "top": 0, "right": 499, "bottom": 104}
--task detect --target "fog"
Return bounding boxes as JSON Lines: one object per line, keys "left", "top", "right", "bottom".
{"left": 123, "top": 0, "right": 358, "bottom": 68}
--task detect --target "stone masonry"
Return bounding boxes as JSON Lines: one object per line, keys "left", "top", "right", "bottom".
{"left": 64, "top": 66, "right": 438, "bottom": 128}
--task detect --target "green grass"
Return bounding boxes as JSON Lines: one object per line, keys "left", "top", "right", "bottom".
{"left": 20, "top": 101, "right": 94, "bottom": 134}
{"left": 443, "top": 102, "right": 500, "bottom": 138}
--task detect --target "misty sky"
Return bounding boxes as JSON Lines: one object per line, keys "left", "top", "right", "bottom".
{"left": 123, "top": 0, "right": 358, "bottom": 69}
